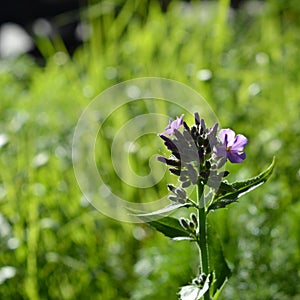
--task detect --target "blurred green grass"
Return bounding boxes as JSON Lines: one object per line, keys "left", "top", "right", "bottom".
{"left": 0, "top": 0, "right": 300, "bottom": 299}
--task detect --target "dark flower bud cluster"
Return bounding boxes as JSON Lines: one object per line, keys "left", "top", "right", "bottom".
{"left": 158, "top": 112, "right": 229, "bottom": 193}
{"left": 167, "top": 184, "right": 187, "bottom": 203}
{"left": 179, "top": 213, "right": 198, "bottom": 234}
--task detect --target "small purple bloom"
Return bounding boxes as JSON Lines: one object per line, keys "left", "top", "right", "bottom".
{"left": 215, "top": 128, "right": 248, "bottom": 163}
{"left": 162, "top": 114, "right": 184, "bottom": 135}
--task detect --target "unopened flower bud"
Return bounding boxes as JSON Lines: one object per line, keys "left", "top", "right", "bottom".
{"left": 182, "top": 181, "right": 191, "bottom": 188}
{"left": 179, "top": 218, "right": 189, "bottom": 230}
{"left": 217, "top": 157, "right": 226, "bottom": 168}
{"left": 177, "top": 198, "right": 186, "bottom": 204}
{"left": 167, "top": 184, "right": 176, "bottom": 192}
{"left": 168, "top": 195, "right": 178, "bottom": 202}
{"left": 190, "top": 213, "right": 198, "bottom": 227}
{"left": 176, "top": 188, "right": 186, "bottom": 199}
{"left": 189, "top": 220, "right": 195, "bottom": 231}
{"left": 169, "top": 168, "right": 181, "bottom": 176}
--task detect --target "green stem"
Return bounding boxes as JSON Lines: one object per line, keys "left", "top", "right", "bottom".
{"left": 197, "top": 182, "right": 210, "bottom": 300}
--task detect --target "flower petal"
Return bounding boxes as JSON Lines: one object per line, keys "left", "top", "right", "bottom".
{"left": 227, "top": 150, "right": 246, "bottom": 163}
{"left": 163, "top": 128, "right": 174, "bottom": 135}
{"left": 231, "top": 134, "right": 248, "bottom": 151}
{"left": 219, "top": 128, "right": 235, "bottom": 146}
{"left": 162, "top": 114, "right": 184, "bottom": 135}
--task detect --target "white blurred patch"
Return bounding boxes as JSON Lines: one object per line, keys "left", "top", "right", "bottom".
{"left": 248, "top": 82, "right": 261, "bottom": 96}
{"left": 256, "top": 52, "right": 269, "bottom": 66}
{"left": 53, "top": 51, "right": 68, "bottom": 66}
{"left": 126, "top": 85, "right": 141, "bottom": 99}
{"left": 132, "top": 226, "right": 147, "bottom": 240}
{"left": 197, "top": 69, "right": 212, "bottom": 81}
{"left": 0, "top": 266, "right": 17, "bottom": 284}
{"left": 32, "top": 18, "right": 52, "bottom": 37}
{"left": 9, "top": 110, "right": 29, "bottom": 132}
{"left": 0, "top": 213, "right": 11, "bottom": 238}
{"left": 75, "top": 22, "right": 90, "bottom": 42}
{"left": 104, "top": 66, "right": 118, "bottom": 80}
{"left": 0, "top": 23, "right": 33, "bottom": 57}
{"left": 32, "top": 152, "right": 49, "bottom": 168}
{"left": 0, "top": 184, "right": 6, "bottom": 201}
{"left": 0, "top": 133, "right": 8, "bottom": 148}
{"left": 7, "top": 237, "right": 20, "bottom": 250}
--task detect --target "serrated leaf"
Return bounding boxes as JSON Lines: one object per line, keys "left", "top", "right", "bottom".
{"left": 139, "top": 215, "right": 191, "bottom": 239}
{"left": 208, "top": 226, "right": 231, "bottom": 296}
{"left": 134, "top": 202, "right": 191, "bottom": 217}
{"left": 214, "top": 181, "right": 236, "bottom": 197}
{"left": 207, "top": 198, "right": 238, "bottom": 211}
{"left": 179, "top": 275, "right": 210, "bottom": 300}
{"left": 208, "top": 157, "right": 275, "bottom": 212}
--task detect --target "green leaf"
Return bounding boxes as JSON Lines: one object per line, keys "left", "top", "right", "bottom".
{"left": 139, "top": 215, "right": 192, "bottom": 239}
{"left": 208, "top": 157, "right": 275, "bottom": 212}
{"left": 213, "top": 181, "right": 236, "bottom": 197}
{"left": 211, "top": 279, "right": 228, "bottom": 300}
{"left": 178, "top": 275, "right": 210, "bottom": 300}
{"left": 207, "top": 198, "right": 238, "bottom": 211}
{"left": 134, "top": 202, "right": 191, "bottom": 217}
{"left": 208, "top": 226, "right": 231, "bottom": 297}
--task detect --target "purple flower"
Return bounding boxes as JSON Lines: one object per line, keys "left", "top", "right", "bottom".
{"left": 215, "top": 128, "right": 248, "bottom": 163}
{"left": 162, "top": 114, "right": 184, "bottom": 135}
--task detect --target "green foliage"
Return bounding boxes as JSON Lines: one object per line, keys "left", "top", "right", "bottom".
{"left": 208, "top": 157, "right": 275, "bottom": 211}
{"left": 138, "top": 215, "right": 193, "bottom": 240}
{"left": 0, "top": 0, "right": 300, "bottom": 299}
{"left": 207, "top": 226, "right": 231, "bottom": 297}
